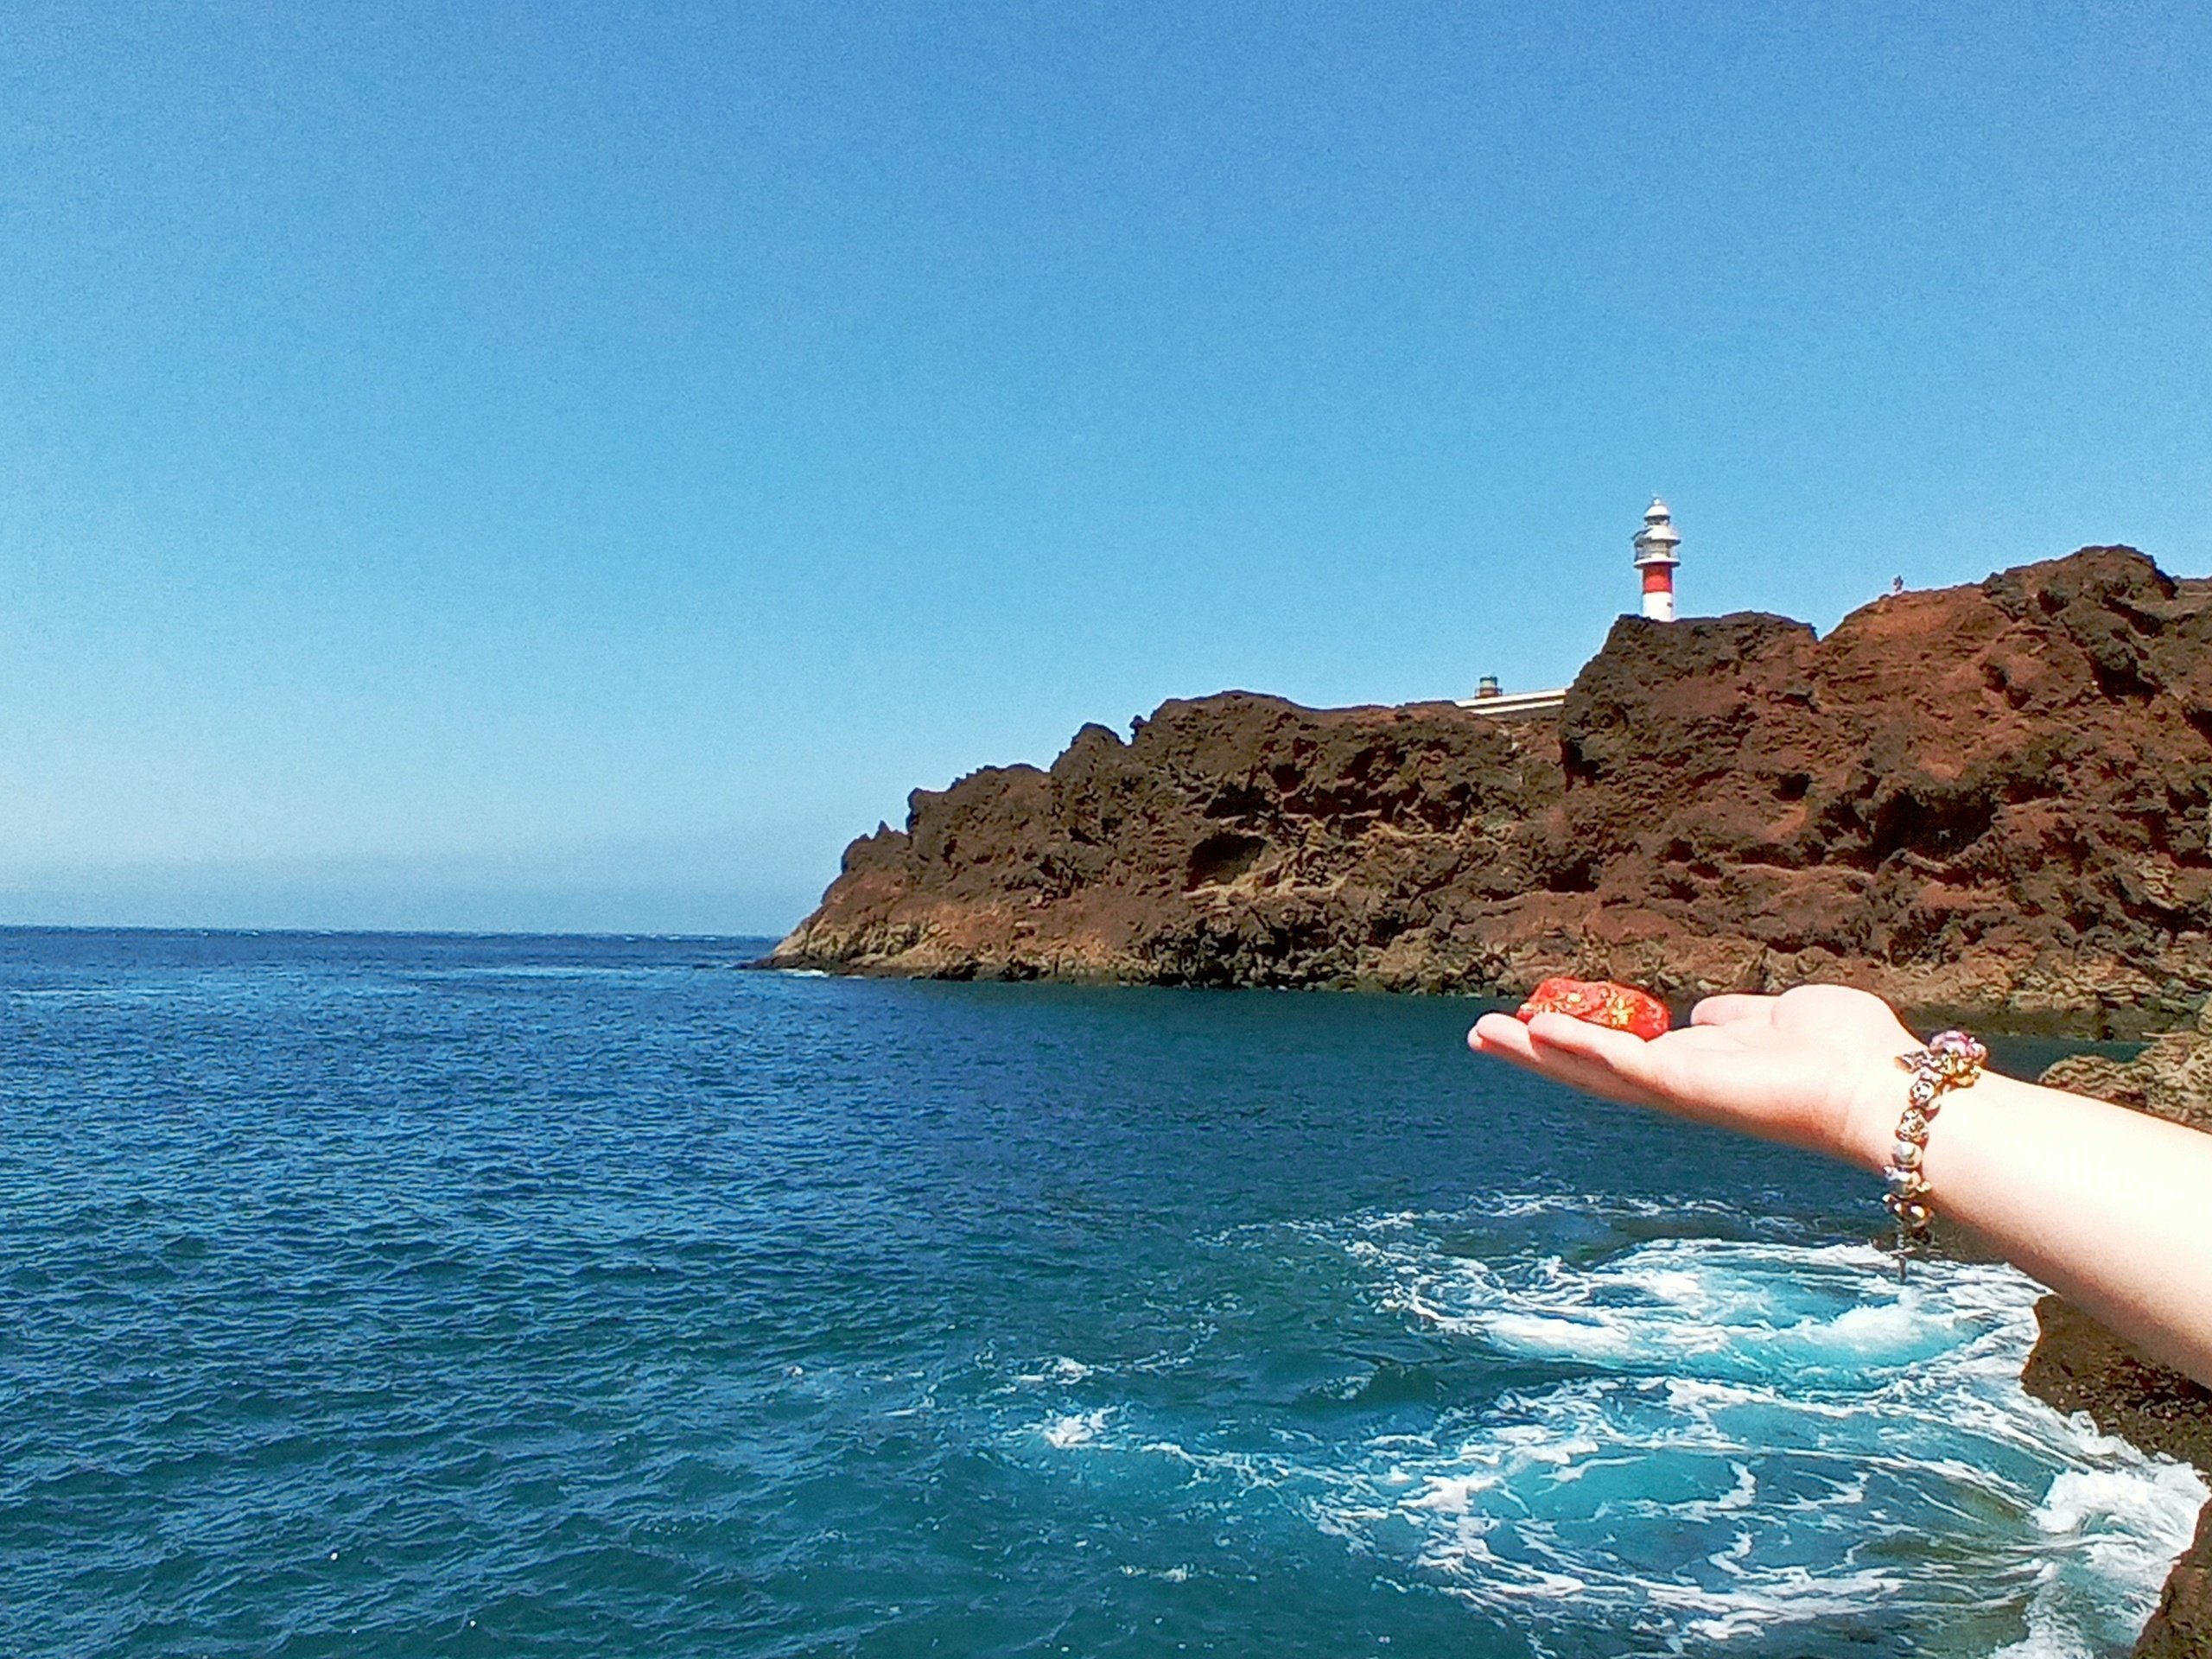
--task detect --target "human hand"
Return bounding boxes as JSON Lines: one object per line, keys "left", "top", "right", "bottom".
{"left": 1468, "top": 985, "right": 1923, "bottom": 1172}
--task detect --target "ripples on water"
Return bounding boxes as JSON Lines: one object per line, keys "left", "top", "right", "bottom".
{"left": 0, "top": 931, "right": 2196, "bottom": 1657}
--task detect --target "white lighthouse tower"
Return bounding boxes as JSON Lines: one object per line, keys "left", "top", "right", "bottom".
{"left": 1632, "top": 497, "right": 1681, "bottom": 622}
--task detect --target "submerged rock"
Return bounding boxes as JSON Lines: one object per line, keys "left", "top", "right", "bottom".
{"left": 777, "top": 545, "right": 2212, "bottom": 1030}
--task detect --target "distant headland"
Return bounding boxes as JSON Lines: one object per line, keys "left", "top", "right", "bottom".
{"left": 772, "top": 543, "right": 2212, "bottom": 1036}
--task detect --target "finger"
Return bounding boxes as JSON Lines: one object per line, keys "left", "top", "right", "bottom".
{"left": 1519, "top": 1045, "right": 1671, "bottom": 1112}
{"left": 1524, "top": 1009, "right": 1657, "bottom": 1066}
{"left": 1521, "top": 1013, "right": 1672, "bottom": 1109}
{"left": 1468, "top": 1013, "right": 1541, "bottom": 1064}
{"left": 1471, "top": 1012, "right": 1660, "bottom": 1106}
{"left": 1691, "top": 994, "right": 1775, "bottom": 1029}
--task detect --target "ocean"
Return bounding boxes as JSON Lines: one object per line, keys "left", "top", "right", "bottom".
{"left": 1, "top": 930, "right": 2200, "bottom": 1657}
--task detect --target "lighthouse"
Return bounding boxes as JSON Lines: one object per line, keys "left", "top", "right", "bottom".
{"left": 1632, "top": 497, "right": 1681, "bottom": 622}
{"left": 1454, "top": 497, "right": 1685, "bottom": 715}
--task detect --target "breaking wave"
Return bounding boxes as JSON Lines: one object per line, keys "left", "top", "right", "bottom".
{"left": 1010, "top": 1202, "right": 2204, "bottom": 1656}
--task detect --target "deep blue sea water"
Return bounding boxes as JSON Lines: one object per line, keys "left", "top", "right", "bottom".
{"left": 2, "top": 931, "right": 2201, "bottom": 1658}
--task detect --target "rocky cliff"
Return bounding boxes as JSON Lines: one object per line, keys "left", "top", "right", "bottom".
{"left": 775, "top": 546, "right": 2212, "bottom": 1030}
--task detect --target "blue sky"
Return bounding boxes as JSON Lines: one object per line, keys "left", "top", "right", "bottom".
{"left": 3, "top": 2, "right": 2208, "bottom": 935}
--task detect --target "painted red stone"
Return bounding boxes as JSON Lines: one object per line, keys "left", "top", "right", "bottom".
{"left": 1515, "top": 977, "right": 1671, "bottom": 1039}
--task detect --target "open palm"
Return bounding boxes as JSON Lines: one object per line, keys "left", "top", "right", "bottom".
{"left": 1470, "top": 984, "right": 1921, "bottom": 1171}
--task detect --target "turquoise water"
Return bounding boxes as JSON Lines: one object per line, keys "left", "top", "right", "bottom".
{"left": 1, "top": 931, "right": 2199, "bottom": 1657}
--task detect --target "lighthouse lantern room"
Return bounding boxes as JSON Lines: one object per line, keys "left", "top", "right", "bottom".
{"left": 1631, "top": 497, "right": 1681, "bottom": 622}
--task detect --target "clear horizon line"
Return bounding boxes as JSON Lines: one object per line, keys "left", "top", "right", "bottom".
{"left": 0, "top": 921, "right": 792, "bottom": 944}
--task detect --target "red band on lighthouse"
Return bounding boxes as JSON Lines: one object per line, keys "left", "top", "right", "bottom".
{"left": 1632, "top": 498, "right": 1681, "bottom": 623}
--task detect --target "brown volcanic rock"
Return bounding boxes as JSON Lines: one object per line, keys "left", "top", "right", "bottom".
{"left": 2039, "top": 995, "right": 2212, "bottom": 1132}
{"left": 776, "top": 697, "right": 1563, "bottom": 988}
{"left": 2022, "top": 1297, "right": 2212, "bottom": 1659}
{"left": 2022, "top": 1297, "right": 2212, "bottom": 1472}
{"left": 774, "top": 547, "right": 2212, "bottom": 1027}
{"left": 2139, "top": 1505, "right": 2212, "bottom": 1659}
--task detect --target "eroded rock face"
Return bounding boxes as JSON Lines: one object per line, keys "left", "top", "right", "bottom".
{"left": 2022, "top": 1297, "right": 2212, "bottom": 1470}
{"left": 2039, "top": 995, "right": 2212, "bottom": 1132}
{"left": 2139, "top": 1505, "right": 2212, "bottom": 1659}
{"left": 775, "top": 546, "right": 2212, "bottom": 1028}
{"left": 2022, "top": 1297, "right": 2212, "bottom": 1659}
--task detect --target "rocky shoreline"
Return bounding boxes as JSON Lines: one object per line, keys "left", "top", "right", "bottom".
{"left": 773, "top": 546, "right": 2212, "bottom": 1036}
{"left": 2021, "top": 1296, "right": 2212, "bottom": 1658}
{"left": 775, "top": 542, "right": 2212, "bottom": 1647}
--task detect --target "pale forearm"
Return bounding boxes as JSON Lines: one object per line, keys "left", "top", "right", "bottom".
{"left": 1471, "top": 985, "right": 2212, "bottom": 1386}
{"left": 1857, "top": 1070, "right": 2212, "bottom": 1385}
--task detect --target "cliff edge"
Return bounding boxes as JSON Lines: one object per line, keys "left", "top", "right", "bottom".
{"left": 775, "top": 546, "right": 2212, "bottom": 1028}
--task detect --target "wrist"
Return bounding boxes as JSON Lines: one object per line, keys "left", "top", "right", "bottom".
{"left": 1836, "top": 1043, "right": 1924, "bottom": 1173}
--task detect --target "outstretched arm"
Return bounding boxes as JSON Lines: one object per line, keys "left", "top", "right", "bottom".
{"left": 1470, "top": 986, "right": 2212, "bottom": 1388}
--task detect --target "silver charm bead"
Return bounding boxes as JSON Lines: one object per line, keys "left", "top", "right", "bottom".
{"left": 1873, "top": 1029, "right": 1983, "bottom": 1280}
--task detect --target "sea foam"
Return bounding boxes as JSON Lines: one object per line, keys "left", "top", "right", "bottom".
{"left": 1014, "top": 1203, "right": 2205, "bottom": 1656}
{"left": 1331, "top": 1217, "right": 2204, "bottom": 1649}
